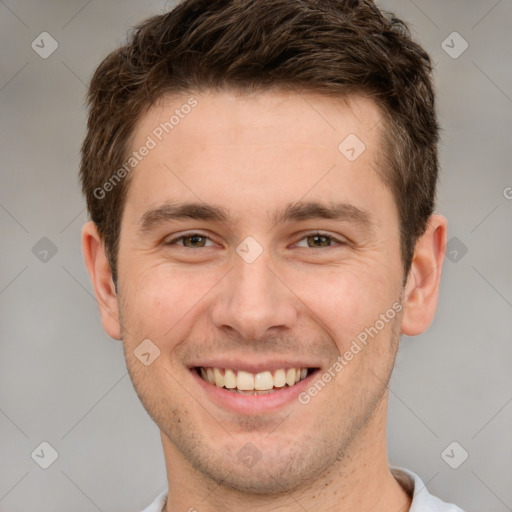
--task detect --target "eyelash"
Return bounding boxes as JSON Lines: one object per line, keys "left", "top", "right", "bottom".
{"left": 165, "top": 231, "right": 347, "bottom": 249}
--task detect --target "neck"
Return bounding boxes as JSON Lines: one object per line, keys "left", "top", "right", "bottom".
{"left": 161, "top": 396, "right": 412, "bottom": 512}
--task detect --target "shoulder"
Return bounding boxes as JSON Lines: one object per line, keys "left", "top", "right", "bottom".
{"left": 138, "top": 489, "right": 168, "bottom": 512}
{"left": 390, "top": 465, "right": 466, "bottom": 512}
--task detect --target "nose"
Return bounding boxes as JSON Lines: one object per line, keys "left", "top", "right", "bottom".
{"left": 210, "top": 246, "right": 299, "bottom": 341}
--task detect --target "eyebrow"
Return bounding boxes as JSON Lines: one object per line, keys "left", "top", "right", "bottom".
{"left": 138, "top": 200, "right": 374, "bottom": 234}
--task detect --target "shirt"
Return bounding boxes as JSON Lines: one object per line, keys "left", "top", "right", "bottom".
{"left": 139, "top": 465, "right": 466, "bottom": 512}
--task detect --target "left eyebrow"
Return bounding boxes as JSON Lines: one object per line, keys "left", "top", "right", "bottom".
{"left": 272, "top": 201, "right": 374, "bottom": 232}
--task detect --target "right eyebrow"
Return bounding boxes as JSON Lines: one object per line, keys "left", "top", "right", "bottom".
{"left": 138, "top": 201, "right": 230, "bottom": 234}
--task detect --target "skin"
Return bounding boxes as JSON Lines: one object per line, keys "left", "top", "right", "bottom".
{"left": 82, "top": 89, "right": 447, "bottom": 512}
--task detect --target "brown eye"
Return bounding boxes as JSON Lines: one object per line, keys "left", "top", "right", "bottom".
{"left": 295, "top": 232, "right": 345, "bottom": 249}
{"left": 166, "top": 233, "right": 215, "bottom": 248}
{"left": 306, "top": 234, "right": 331, "bottom": 247}
{"left": 182, "top": 235, "right": 207, "bottom": 248}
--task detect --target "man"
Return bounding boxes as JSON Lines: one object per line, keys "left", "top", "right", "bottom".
{"left": 80, "top": 1, "right": 465, "bottom": 510}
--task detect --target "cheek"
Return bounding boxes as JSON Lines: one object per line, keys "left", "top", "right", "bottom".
{"left": 120, "top": 247, "right": 401, "bottom": 352}
{"left": 120, "top": 262, "right": 221, "bottom": 342}
{"left": 286, "top": 263, "right": 397, "bottom": 348}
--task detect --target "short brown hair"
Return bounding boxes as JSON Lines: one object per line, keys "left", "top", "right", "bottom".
{"left": 80, "top": 0, "right": 439, "bottom": 285}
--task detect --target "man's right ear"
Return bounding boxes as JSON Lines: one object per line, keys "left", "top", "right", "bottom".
{"left": 81, "top": 221, "right": 122, "bottom": 340}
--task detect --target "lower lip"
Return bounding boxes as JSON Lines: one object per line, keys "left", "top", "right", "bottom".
{"left": 190, "top": 368, "right": 319, "bottom": 414}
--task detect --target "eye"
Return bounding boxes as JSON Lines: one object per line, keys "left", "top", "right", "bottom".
{"left": 166, "top": 233, "right": 217, "bottom": 248}
{"left": 165, "top": 231, "right": 347, "bottom": 250}
{"left": 294, "top": 232, "right": 346, "bottom": 248}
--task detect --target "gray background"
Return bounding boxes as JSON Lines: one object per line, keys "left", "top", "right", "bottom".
{"left": 0, "top": 0, "right": 511, "bottom": 510}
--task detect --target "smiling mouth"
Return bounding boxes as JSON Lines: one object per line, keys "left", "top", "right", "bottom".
{"left": 194, "top": 366, "right": 317, "bottom": 395}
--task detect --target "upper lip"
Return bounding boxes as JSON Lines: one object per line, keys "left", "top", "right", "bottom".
{"left": 189, "top": 358, "right": 321, "bottom": 374}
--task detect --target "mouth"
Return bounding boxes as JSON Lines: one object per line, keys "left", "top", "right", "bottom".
{"left": 193, "top": 366, "right": 317, "bottom": 395}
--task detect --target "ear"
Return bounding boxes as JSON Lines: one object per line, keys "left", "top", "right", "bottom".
{"left": 401, "top": 214, "right": 448, "bottom": 336}
{"left": 81, "top": 221, "right": 122, "bottom": 340}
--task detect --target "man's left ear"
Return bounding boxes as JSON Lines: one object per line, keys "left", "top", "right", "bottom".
{"left": 401, "top": 214, "right": 448, "bottom": 336}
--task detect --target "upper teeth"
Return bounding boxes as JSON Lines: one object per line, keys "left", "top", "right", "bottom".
{"left": 200, "top": 367, "right": 309, "bottom": 390}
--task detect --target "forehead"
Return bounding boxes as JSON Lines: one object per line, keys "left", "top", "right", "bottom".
{"left": 136, "top": 89, "right": 383, "bottom": 149}
{"left": 123, "top": 89, "right": 392, "bottom": 229}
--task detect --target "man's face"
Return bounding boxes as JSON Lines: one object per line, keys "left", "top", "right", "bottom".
{"left": 116, "top": 90, "right": 405, "bottom": 493}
